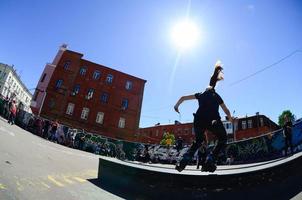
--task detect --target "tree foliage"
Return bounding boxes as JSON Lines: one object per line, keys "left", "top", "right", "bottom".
{"left": 160, "top": 132, "right": 175, "bottom": 146}
{"left": 278, "top": 110, "right": 295, "bottom": 126}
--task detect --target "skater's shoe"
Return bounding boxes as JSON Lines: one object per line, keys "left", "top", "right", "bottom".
{"left": 201, "top": 162, "right": 217, "bottom": 172}
{"left": 201, "top": 154, "right": 217, "bottom": 172}
{"left": 175, "top": 154, "right": 191, "bottom": 172}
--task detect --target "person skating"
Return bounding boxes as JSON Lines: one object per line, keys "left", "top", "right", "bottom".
{"left": 283, "top": 115, "right": 293, "bottom": 156}
{"left": 174, "top": 60, "right": 233, "bottom": 172}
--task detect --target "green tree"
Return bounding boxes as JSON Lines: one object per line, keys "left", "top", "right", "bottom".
{"left": 160, "top": 132, "right": 175, "bottom": 146}
{"left": 278, "top": 110, "right": 295, "bottom": 126}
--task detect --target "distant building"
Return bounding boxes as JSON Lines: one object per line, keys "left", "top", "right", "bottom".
{"left": 31, "top": 45, "right": 146, "bottom": 142}
{"left": 0, "top": 63, "right": 32, "bottom": 112}
{"left": 234, "top": 113, "right": 279, "bottom": 141}
{"left": 138, "top": 113, "right": 279, "bottom": 144}
{"left": 138, "top": 120, "right": 234, "bottom": 145}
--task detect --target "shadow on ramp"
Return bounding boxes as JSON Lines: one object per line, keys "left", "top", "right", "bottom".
{"left": 91, "top": 153, "right": 302, "bottom": 200}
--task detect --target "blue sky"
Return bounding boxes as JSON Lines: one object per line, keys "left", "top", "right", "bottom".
{"left": 0, "top": 0, "right": 301, "bottom": 127}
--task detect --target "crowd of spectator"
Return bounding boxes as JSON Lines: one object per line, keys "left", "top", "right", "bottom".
{"left": 1, "top": 97, "right": 301, "bottom": 166}
{"left": 0, "top": 98, "right": 238, "bottom": 166}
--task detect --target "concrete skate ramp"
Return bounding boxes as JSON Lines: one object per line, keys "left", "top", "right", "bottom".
{"left": 98, "top": 151, "right": 302, "bottom": 191}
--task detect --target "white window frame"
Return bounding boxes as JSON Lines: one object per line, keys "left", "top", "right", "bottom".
{"left": 121, "top": 98, "right": 128, "bottom": 110}
{"left": 63, "top": 61, "right": 71, "bottom": 70}
{"left": 81, "top": 107, "right": 89, "bottom": 120}
{"left": 242, "top": 121, "right": 247, "bottom": 130}
{"left": 96, "top": 112, "right": 104, "bottom": 124}
{"left": 66, "top": 103, "right": 75, "bottom": 115}
{"left": 106, "top": 74, "right": 114, "bottom": 84}
{"left": 125, "top": 80, "right": 133, "bottom": 90}
{"left": 248, "top": 120, "right": 253, "bottom": 129}
{"left": 118, "top": 117, "right": 126, "bottom": 128}
{"left": 56, "top": 79, "right": 63, "bottom": 88}
{"left": 86, "top": 88, "right": 94, "bottom": 99}
{"left": 93, "top": 70, "right": 101, "bottom": 80}
{"left": 101, "top": 92, "right": 109, "bottom": 103}
{"left": 260, "top": 117, "right": 264, "bottom": 127}
{"left": 79, "top": 67, "right": 87, "bottom": 76}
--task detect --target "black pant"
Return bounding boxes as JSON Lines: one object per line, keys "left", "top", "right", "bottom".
{"left": 284, "top": 133, "right": 293, "bottom": 155}
{"left": 183, "top": 117, "right": 227, "bottom": 162}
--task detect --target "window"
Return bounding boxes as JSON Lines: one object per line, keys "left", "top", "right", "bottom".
{"left": 49, "top": 98, "right": 55, "bottom": 108}
{"left": 121, "top": 98, "right": 128, "bottom": 110}
{"left": 81, "top": 107, "right": 89, "bottom": 120}
{"left": 79, "top": 67, "right": 87, "bottom": 76}
{"left": 66, "top": 103, "right": 75, "bottom": 115}
{"left": 260, "top": 117, "right": 264, "bottom": 127}
{"left": 125, "top": 80, "right": 133, "bottom": 90}
{"left": 72, "top": 84, "right": 80, "bottom": 95}
{"left": 106, "top": 74, "right": 114, "bottom": 84}
{"left": 100, "top": 92, "right": 109, "bottom": 103}
{"left": 242, "top": 121, "right": 247, "bottom": 130}
{"left": 40, "top": 73, "right": 47, "bottom": 82}
{"left": 55, "top": 79, "right": 63, "bottom": 88}
{"left": 86, "top": 88, "right": 94, "bottom": 99}
{"left": 96, "top": 112, "right": 104, "bottom": 124}
{"left": 248, "top": 120, "right": 253, "bottom": 129}
{"left": 63, "top": 61, "right": 71, "bottom": 70}
{"left": 93, "top": 70, "right": 101, "bottom": 80}
{"left": 118, "top": 117, "right": 126, "bottom": 128}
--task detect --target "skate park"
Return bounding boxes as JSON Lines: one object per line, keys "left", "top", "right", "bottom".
{"left": 96, "top": 119, "right": 302, "bottom": 199}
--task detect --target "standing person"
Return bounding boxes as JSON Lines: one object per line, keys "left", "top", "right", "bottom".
{"left": 283, "top": 115, "right": 293, "bottom": 156}
{"left": 8, "top": 100, "right": 17, "bottom": 125}
{"left": 3, "top": 97, "right": 9, "bottom": 118}
{"left": 42, "top": 120, "right": 51, "bottom": 139}
{"left": 49, "top": 120, "right": 59, "bottom": 142}
{"left": 174, "top": 61, "right": 233, "bottom": 172}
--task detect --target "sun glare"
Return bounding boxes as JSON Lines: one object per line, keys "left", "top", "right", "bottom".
{"left": 171, "top": 20, "right": 200, "bottom": 50}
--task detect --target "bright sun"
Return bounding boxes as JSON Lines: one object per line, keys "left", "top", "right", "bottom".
{"left": 171, "top": 20, "right": 200, "bottom": 50}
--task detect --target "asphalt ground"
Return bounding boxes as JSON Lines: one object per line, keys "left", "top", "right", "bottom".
{"left": 0, "top": 117, "right": 122, "bottom": 200}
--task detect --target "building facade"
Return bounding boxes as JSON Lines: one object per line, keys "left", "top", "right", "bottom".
{"left": 138, "top": 120, "right": 234, "bottom": 145}
{"left": 31, "top": 44, "right": 67, "bottom": 115}
{"left": 138, "top": 113, "right": 279, "bottom": 145}
{"left": 31, "top": 45, "right": 146, "bottom": 141}
{"left": 234, "top": 113, "right": 279, "bottom": 141}
{"left": 0, "top": 63, "right": 32, "bottom": 112}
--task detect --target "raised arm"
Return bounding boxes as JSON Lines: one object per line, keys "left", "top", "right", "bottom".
{"left": 174, "top": 95, "right": 196, "bottom": 113}
{"left": 220, "top": 103, "right": 233, "bottom": 123}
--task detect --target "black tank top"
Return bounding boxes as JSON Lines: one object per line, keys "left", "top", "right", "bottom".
{"left": 194, "top": 89, "right": 223, "bottom": 121}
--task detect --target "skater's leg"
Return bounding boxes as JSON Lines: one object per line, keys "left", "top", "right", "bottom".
{"left": 201, "top": 120, "right": 226, "bottom": 172}
{"left": 176, "top": 119, "right": 206, "bottom": 172}
{"left": 208, "top": 120, "right": 227, "bottom": 160}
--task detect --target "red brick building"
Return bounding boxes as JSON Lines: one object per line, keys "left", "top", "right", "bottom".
{"left": 32, "top": 45, "right": 146, "bottom": 141}
{"left": 138, "top": 120, "right": 234, "bottom": 145}
{"left": 138, "top": 121, "right": 195, "bottom": 144}
{"left": 234, "top": 114, "right": 279, "bottom": 141}
{"left": 138, "top": 114, "right": 279, "bottom": 144}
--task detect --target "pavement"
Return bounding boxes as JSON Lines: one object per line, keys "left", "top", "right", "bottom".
{"left": 0, "top": 117, "right": 123, "bottom": 200}
{"left": 1, "top": 116, "right": 302, "bottom": 200}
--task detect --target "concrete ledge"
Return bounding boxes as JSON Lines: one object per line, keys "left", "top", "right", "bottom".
{"left": 98, "top": 152, "right": 302, "bottom": 191}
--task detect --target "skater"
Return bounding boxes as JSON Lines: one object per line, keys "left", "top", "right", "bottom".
{"left": 174, "top": 60, "right": 233, "bottom": 172}
{"left": 283, "top": 115, "right": 293, "bottom": 156}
